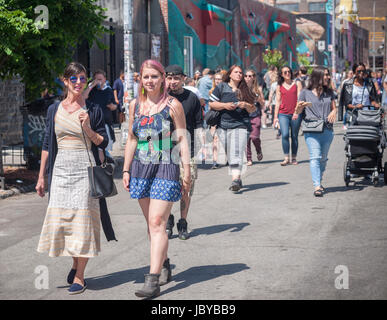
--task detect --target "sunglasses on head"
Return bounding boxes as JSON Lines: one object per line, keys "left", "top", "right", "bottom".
{"left": 69, "top": 76, "right": 87, "bottom": 83}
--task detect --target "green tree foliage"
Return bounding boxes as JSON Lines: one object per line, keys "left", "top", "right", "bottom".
{"left": 0, "top": 0, "right": 109, "bottom": 101}
{"left": 297, "top": 53, "right": 313, "bottom": 74}
{"left": 262, "top": 48, "right": 286, "bottom": 69}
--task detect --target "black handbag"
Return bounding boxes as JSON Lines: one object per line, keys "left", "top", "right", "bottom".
{"left": 204, "top": 109, "right": 220, "bottom": 126}
{"left": 81, "top": 127, "right": 118, "bottom": 199}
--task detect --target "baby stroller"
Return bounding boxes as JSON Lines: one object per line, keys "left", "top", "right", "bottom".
{"left": 343, "top": 108, "right": 387, "bottom": 186}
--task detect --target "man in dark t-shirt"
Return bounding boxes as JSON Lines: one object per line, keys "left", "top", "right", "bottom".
{"left": 164, "top": 64, "right": 203, "bottom": 242}
{"left": 113, "top": 70, "right": 125, "bottom": 128}
{"left": 84, "top": 69, "right": 117, "bottom": 157}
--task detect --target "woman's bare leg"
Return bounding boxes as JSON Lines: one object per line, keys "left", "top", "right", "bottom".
{"left": 148, "top": 199, "right": 174, "bottom": 274}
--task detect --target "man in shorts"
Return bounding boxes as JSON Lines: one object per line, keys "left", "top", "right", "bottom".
{"left": 165, "top": 64, "right": 203, "bottom": 240}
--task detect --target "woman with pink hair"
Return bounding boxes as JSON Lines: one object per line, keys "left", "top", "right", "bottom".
{"left": 122, "top": 60, "right": 191, "bottom": 298}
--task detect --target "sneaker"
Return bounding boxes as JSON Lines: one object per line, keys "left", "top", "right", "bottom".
{"left": 166, "top": 214, "right": 174, "bottom": 239}
{"left": 176, "top": 218, "right": 190, "bottom": 240}
{"left": 211, "top": 163, "right": 220, "bottom": 169}
{"left": 159, "top": 258, "right": 172, "bottom": 286}
{"left": 229, "top": 179, "right": 242, "bottom": 193}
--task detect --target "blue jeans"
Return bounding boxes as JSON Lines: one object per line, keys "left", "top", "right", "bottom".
{"left": 304, "top": 129, "right": 334, "bottom": 188}
{"left": 278, "top": 113, "right": 302, "bottom": 156}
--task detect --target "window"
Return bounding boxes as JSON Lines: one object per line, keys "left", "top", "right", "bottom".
{"left": 277, "top": 4, "right": 299, "bottom": 12}
{"left": 184, "top": 36, "right": 193, "bottom": 77}
{"left": 308, "top": 2, "right": 326, "bottom": 13}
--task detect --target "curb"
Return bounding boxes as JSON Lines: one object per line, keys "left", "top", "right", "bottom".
{"left": 0, "top": 183, "right": 36, "bottom": 200}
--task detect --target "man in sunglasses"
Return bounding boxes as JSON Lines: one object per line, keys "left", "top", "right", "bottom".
{"left": 340, "top": 62, "right": 380, "bottom": 114}
{"left": 84, "top": 69, "right": 117, "bottom": 158}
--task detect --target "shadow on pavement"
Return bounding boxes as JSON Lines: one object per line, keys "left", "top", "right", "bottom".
{"left": 85, "top": 265, "right": 150, "bottom": 291}
{"left": 189, "top": 223, "right": 250, "bottom": 238}
{"left": 159, "top": 263, "right": 250, "bottom": 297}
{"left": 324, "top": 185, "right": 365, "bottom": 193}
{"left": 239, "top": 181, "right": 289, "bottom": 193}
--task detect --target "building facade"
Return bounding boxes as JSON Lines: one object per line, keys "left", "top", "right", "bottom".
{"left": 74, "top": 0, "right": 166, "bottom": 83}
{"left": 357, "top": 0, "right": 386, "bottom": 69}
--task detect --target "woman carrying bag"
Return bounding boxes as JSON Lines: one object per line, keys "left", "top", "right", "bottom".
{"left": 36, "top": 62, "right": 116, "bottom": 295}
{"left": 296, "top": 67, "right": 337, "bottom": 197}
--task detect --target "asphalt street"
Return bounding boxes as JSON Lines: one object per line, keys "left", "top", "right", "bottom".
{"left": 1, "top": 124, "right": 386, "bottom": 300}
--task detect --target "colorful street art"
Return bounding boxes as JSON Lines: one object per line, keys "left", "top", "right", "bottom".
{"left": 295, "top": 12, "right": 368, "bottom": 70}
{"left": 168, "top": 0, "right": 234, "bottom": 74}
{"left": 168, "top": 0, "right": 297, "bottom": 74}
{"left": 167, "top": 0, "right": 366, "bottom": 74}
{"left": 238, "top": 0, "right": 297, "bottom": 70}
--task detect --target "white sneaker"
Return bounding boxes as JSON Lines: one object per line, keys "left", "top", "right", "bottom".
{"left": 262, "top": 124, "right": 267, "bottom": 129}
{"left": 343, "top": 125, "right": 347, "bottom": 130}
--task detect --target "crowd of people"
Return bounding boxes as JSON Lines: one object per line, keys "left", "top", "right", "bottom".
{"left": 35, "top": 59, "right": 385, "bottom": 298}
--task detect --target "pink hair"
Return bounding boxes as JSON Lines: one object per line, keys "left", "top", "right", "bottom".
{"left": 138, "top": 59, "right": 168, "bottom": 105}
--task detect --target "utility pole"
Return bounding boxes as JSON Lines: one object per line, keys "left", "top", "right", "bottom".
{"left": 372, "top": 0, "right": 376, "bottom": 72}
{"left": 123, "top": 0, "right": 134, "bottom": 101}
{"left": 122, "top": 0, "right": 134, "bottom": 146}
{"left": 331, "top": 0, "right": 336, "bottom": 82}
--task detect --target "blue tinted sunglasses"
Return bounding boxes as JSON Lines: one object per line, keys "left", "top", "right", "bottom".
{"left": 69, "top": 76, "right": 87, "bottom": 83}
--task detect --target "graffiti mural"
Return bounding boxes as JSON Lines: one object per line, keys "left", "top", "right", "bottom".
{"left": 295, "top": 12, "right": 368, "bottom": 70}
{"left": 296, "top": 17, "right": 326, "bottom": 65}
{"left": 168, "top": 0, "right": 297, "bottom": 73}
{"left": 168, "top": 0, "right": 233, "bottom": 74}
{"left": 238, "top": 0, "right": 297, "bottom": 71}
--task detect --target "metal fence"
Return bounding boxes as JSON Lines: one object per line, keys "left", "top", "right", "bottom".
{"left": 1, "top": 144, "right": 26, "bottom": 167}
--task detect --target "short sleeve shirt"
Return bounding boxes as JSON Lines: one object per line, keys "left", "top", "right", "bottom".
{"left": 352, "top": 83, "right": 371, "bottom": 107}
{"left": 298, "top": 89, "right": 334, "bottom": 122}
{"left": 113, "top": 78, "right": 124, "bottom": 105}
{"left": 209, "top": 82, "right": 250, "bottom": 130}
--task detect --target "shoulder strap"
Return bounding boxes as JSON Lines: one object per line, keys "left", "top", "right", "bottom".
{"left": 80, "top": 126, "right": 94, "bottom": 167}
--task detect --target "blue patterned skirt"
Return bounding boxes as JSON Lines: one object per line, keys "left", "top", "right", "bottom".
{"left": 129, "top": 159, "right": 181, "bottom": 202}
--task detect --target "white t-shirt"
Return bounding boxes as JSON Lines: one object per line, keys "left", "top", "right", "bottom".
{"left": 184, "top": 85, "right": 202, "bottom": 100}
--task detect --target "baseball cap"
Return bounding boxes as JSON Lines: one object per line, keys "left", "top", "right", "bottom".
{"left": 165, "top": 65, "right": 185, "bottom": 76}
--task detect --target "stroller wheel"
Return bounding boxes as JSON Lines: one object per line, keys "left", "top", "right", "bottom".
{"left": 384, "top": 162, "right": 387, "bottom": 185}
{"left": 343, "top": 159, "right": 350, "bottom": 187}
{"left": 372, "top": 171, "right": 379, "bottom": 187}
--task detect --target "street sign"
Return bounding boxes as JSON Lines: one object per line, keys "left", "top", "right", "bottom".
{"left": 318, "top": 40, "right": 326, "bottom": 52}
